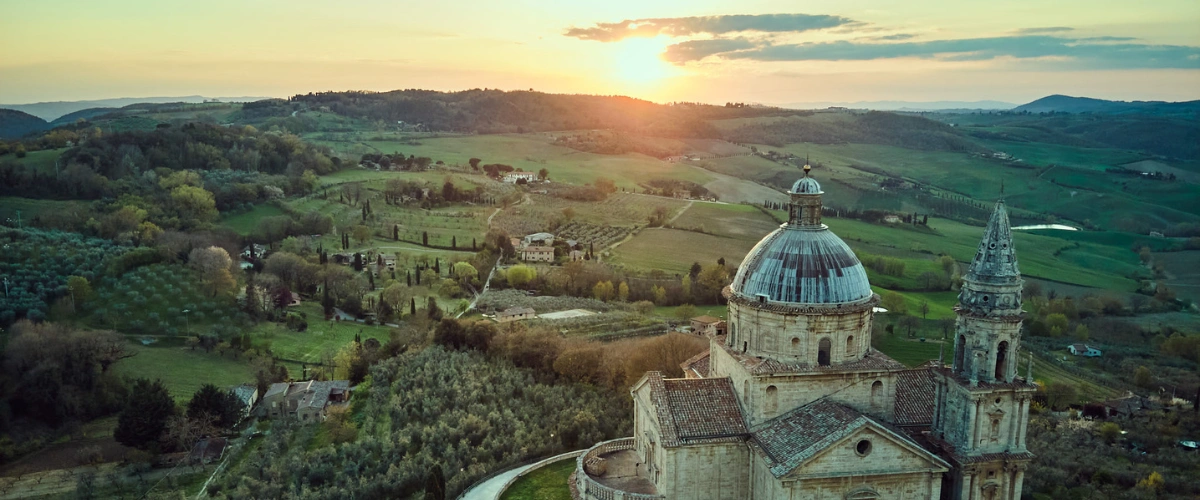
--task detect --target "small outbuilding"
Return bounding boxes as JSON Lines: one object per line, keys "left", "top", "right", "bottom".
{"left": 1068, "top": 343, "right": 1102, "bottom": 357}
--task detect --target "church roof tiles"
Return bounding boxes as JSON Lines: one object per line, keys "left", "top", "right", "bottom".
{"left": 893, "top": 369, "right": 936, "bottom": 426}
{"left": 642, "top": 373, "right": 748, "bottom": 448}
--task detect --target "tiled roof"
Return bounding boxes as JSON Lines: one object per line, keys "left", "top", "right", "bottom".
{"left": 264, "top": 382, "right": 289, "bottom": 399}
{"left": 751, "top": 399, "right": 868, "bottom": 476}
{"left": 643, "top": 372, "right": 748, "bottom": 448}
{"left": 894, "top": 369, "right": 936, "bottom": 426}
{"left": 717, "top": 341, "right": 906, "bottom": 375}
{"left": 751, "top": 399, "right": 949, "bottom": 478}
{"left": 680, "top": 350, "right": 711, "bottom": 378}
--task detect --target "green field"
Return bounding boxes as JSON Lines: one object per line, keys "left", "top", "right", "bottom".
{"left": 0, "top": 148, "right": 67, "bottom": 173}
{"left": 0, "top": 196, "right": 90, "bottom": 223}
{"left": 872, "top": 334, "right": 945, "bottom": 367}
{"left": 222, "top": 204, "right": 287, "bottom": 235}
{"left": 500, "top": 458, "right": 575, "bottom": 500}
{"left": 670, "top": 202, "right": 779, "bottom": 239}
{"left": 248, "top": 303, "right": 394, "bottom": 363}
{"left": 114, "top": 342, "right": 257, "bottom": 402}
{"left": 610, "top": 228, "right": 756, "bottom": 275}
{"left": 872, "top": 287, "right": 957, "bottom": 320}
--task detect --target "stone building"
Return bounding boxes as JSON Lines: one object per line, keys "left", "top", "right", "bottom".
{"left": 575, "top": 165, "right": 1035, "bottom": 500}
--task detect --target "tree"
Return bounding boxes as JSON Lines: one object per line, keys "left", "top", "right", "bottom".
{"left": 561, "top": 207, "right": 575, "bottom": 221}
{"left": 919, "top": 300, "right": 930, "bottom": 319}
{"left": 1072, "top": 324, "right": 1089, "bottom": 342}
{"left": 66, "top": 275, "right": 93, "bottom": 312}
{"left": 1045, "top": 313, "right": 1069, "bottom": 337}
{"left": 188, "top": 246, "right": 236, "bottom": 297}
{"left": 1134, "top": 365, "right": 1153, "bottom": 388}
{"left": 468, "top": 158, "right": 481, "bottom": 170}
{"left": 1044, "top": 381, "right": 1078, "bottom": 409}
{"left": 427, "top": 297, "right": 442, "bottom": 321}
{"left": 881, "top": 292, "right": 907, "bottom": 314}
{"left": 618, "top": 281, "right": 630, "bottom": 302}
{"left": 593, "top": 281, "right": 614, "bottom": 302}
{"left": 537, "top": 168, "right": 548, "bottom": 180}
{"left": 507, "top": 265, "right": 536, "bottom": 288}
{"left": 352, "top": 224, "right": 371, "bottom": 245}
{"left": 593, "top": 177, "right": 616, "bottom": 195}
{"left": 186, "top": 384, "right": 241, "bottom": 429}
{"left": 898, "top": 315, "right": 921, "bottom": 338}
{"left": 422, "top": 231, "right": 429, "bottom": 246}
{"left": 114, "top": 378, "right": 176, "bottom": 450}
{"left": 1136, "top": 471, "right": 1164, "bottom": 494}
{"left": 675, "top": 304, "right": 696, "bottom": 321}
{"left": 170, "top": 185, "right": 219, "bottom": 226}
{"left": 1097, "top": 422, "right": 1121, "bottom": 444}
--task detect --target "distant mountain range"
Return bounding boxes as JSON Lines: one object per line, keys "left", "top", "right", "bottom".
{"left": 0, "top": 95, "right": 274, "bottom": 121}
{"left": 1012, "top": 95, "right": 1200, "bottom": 115}
{"left": 780, "top": 100, "right": 1016, "bottom": 111}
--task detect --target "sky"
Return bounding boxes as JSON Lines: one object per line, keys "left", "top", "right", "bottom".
{"left": 1, "top": 0, "right": 1198, "bottom": 105}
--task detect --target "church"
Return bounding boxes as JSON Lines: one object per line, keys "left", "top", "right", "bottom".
{"left": 574, "top": 166, "right": 1036, "bottom": 500}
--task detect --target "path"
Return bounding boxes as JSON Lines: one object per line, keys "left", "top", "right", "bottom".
{"left": 666, "top": 200, "right": 694, "bottom": 225}
{"left": 458, "top": 253, "right": 502, "bottom": 319}
{"left": 458, "top": 463, "right": 538, "bottom": 500}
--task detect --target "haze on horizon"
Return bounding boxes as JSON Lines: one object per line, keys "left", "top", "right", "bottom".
{"left": 1, "top": 0, "right": 1198, "bottom": 106}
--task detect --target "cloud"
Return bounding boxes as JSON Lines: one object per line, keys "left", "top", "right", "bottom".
{"left": 873, "top": 34, "right": 915, "bottom": 41}
{"left": 662, "top": 38, "right": 757, "bottom": 63}
{"left": 1013, "top": 27, "right": 1074, "bottom": 35}
{"left": 564, "top": 14, "right": 855, "bottom": 42}
{"left": 664, "top": 35, "right": 1200, "bottom": 69}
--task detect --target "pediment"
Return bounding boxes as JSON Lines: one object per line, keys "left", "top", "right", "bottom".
{"left": 783, "top": 422, "right": 949, "bottom": 479}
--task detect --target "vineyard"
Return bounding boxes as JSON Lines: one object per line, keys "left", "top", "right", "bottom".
{"left": 555, "top": 221, "right": 631, "bottom": 247}
{"left": 476, "top": 289, "right": 616, "bottom": 314}
{"left": 0, "top": 228, "right": 129, "bottom": 324}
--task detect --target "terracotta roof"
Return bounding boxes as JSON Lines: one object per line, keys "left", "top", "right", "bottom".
{"left": 642, "top": 372, "right": 748, "bottom": 448}
{"left": 751, "top": 399, "right": 949, "bottom": 478}
{"left": 716, "top": 341, "right": 906, "bottom": 375}
{"left": 523, "top": 246, "right": 554, "bottom": 253}
{"left": 680, "top": 350, "right": 711, "bottom": 378}
{"left": 894, "top": 369, "right": 936, "bottom": 426}
{"left": 691, "top": 315, "right": 722, "bottom": 324}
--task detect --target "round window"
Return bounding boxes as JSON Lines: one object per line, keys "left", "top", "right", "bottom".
{"left": 995, "top": 397, "right": 1002, "bottom": 404}
{"left": 855, "top": 439, "right": 872, "bottom": 456}
{"left": 982, "top": 295, "right": 990, "bottom": 302}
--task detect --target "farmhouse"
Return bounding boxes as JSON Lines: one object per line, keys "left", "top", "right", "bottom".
{"left": 1068, "top": 343, "right": 1102, "bottom": 357}
{"left": 503, "top": 172, "right": 538, "bottom": 184}
{"left": 496, "top": 306, "right": 536, "bottom": 323}
{"left": 257, "top": 380, "right": 350, "bottom": 422}
{"left": 575, "top": 167, "right": 1035, "bottom": 500}
{"left": 521, "top": 245, "right": 555, "bottom": 262}
{"left": 231, "top": 384, "right": 258, "bottom": 420}
{"left": 689, "top": 315, "right": 727, "bottom": 336}
{"left": 522, "top": 232, "right": 555, "bottom": 247}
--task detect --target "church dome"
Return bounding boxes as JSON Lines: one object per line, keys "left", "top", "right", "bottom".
{"left": 731, "top": 227, "right": 872, "bottom": 304}
{"left": 791, "top": 177, "right": 822, "bottom": 194}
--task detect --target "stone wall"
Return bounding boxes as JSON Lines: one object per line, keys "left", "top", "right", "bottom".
{"left": 727, "top": 300, "right": 873, "bottom": 366}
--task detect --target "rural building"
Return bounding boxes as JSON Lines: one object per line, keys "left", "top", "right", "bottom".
{"left": 503, "top": 172, "right": 538, "bottom": 184}
{"left": 521, "top": 245, "right": 555, "bottom": 262}
{"left": 576, "top": 167, "right": 1034, "bottom": 500}
{"left": 257, "top": 380, "right": 350, "bottom": 422}
{"left": 522, "top": 232, "right": 555, "bottom": 247}
{"left": 241, "top": 244, "right": 268, "bottom": 260}
{"left": 496, "top": 307, "right": 536, "bottom": 323}
{"left": 883, "top": 214, "right": 902, "bottom": 223}
{"left": 231, "top": 384, "right": 258, "bottom": 420}
{"left": 1068, "top": 344, "right": 1102, "bottom": 357}
{"left": 569, "top": 249, "right": 585, "bottom": 262}
{"left": 689, "top": 315, "right": 727, "bottom": 336}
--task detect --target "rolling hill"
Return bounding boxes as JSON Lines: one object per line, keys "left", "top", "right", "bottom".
{"left": 0, "top": 109, "right": 49, "bottom": 139}
{"left": 1014, "top": 94, "right": 1200, "bottom": 116}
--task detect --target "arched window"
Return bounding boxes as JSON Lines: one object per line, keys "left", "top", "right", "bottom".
{"left": 791, "top": 337, "right": 800, "bottom": 349}
{"left": 818, "top": 338, "right": 831, "bottom": 366}
{"left": 846, "top": 336, "right": 855, "bottom": 356}
{"left": 954, "top": 335, "right": 966, "bottom": 372}
{"left": 766, "top": 385, "right": 778, "bottom": 414}
{"left": 871, "top": 380, "right": 883, "bottom": 408}
{"left": 995, "top": 341, "right": 1009, "bottom": 381}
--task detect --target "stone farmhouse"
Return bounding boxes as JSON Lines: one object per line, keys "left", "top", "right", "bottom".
{"left": 258, "top": 380, "right": 350, "bottom": 422}
{"left": 496, "top": 306, "right": 536, "bottom": 323}
{"left": 575, "top": 166, "right": 1035, "bottom": 500}
{"left": 690, "top": 315, "right": 727, "bottom": 337}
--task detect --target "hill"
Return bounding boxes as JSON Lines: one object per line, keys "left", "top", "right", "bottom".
{"left": 0, "top": 109, "right": 49, "bottom": 139}
{"left": 48, "top": 107, "right": 118, "bottom": 127}
{"left": 0, "top": 95, "right": 273, "bottom": 121}
{"left": 288, "top": 89, "right": 789, "bottom": 136}
{"left": 716, "top": 110, "right": 985, "bottom": 152}
{"left": 1014, "top": 95, "right": 1200, "bottom": 116}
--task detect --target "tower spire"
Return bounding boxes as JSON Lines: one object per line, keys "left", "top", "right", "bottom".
{"left": 964, "top": 200, "right": 1021, "bottom": 285}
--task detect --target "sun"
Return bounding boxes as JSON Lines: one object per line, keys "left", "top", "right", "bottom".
{"left": 612, "top": 36, "right": 676, "bottom": 86}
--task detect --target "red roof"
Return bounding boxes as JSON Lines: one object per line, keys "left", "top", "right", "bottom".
{"left": 893, "top": 369, "right": 936, "bottom": 426}
{"left": 641, "top": 372, "right": 748, "bottom": 448}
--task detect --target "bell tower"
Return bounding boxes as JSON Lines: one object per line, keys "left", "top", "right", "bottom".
{"left": 932, "top": 200, "right": 1036, "bottom": 500}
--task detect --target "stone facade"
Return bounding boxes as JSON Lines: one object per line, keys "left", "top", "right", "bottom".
{"left": 576, "top": 176, "right": 1033, "bottom": 500}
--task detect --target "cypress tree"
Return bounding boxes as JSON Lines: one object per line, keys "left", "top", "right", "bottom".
{"left": 451, "top": 236, "right": 456, "bottom": 249}
{"left": 393, "top": 224, "right": 399, "bottom": 241}
{"left": 422, "top": 231, "right": 429, "bottom": 246}
{"left": 410, "top": 297, "right": 417, "bottom": 316}
{"left": 407, "top": 272, "right": 412, "bottom": 287}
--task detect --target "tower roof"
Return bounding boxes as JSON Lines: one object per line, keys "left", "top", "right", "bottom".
{"left": 965, "top": 200, "right": 1021, "bottom": 285}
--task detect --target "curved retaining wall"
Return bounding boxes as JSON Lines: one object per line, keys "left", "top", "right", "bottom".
{"left": 574, "top": 437, "right": 664, "bottom": 500}
{"left": 494, "top": 449, "right": 585, "bottom": 499}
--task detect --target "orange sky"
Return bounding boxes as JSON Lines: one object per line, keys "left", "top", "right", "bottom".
{"left": 1, "top": 0, "right": 1198, "bottom": 104}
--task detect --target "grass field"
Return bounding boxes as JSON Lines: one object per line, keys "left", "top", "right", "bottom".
{"left": 872, "top": 334, "right": 945, "bottom": 367}
{"left": 113, "top": 342, "right": 257, "bottom": 402}
{"left": 248, "top": 304, "right": 394, "bottom": 363}
{"left": 610, "top": 228, "right": 757, "bottom": 275}
{"left": 0, "top": 148, "right": 67, "bottom": 173}
{"left": 499, "top": 457, "right": 575, "bottom": 500}
{"left": 872, "top": 287, "right": 958, "bottom": 320}
{"left": 0, "top": 196, "right": 91, "bottom": 223}
{"left": 320, "top": 133, "right": 717, "bottom": 190}
{"left": 221, "top": 203, "right": 287, "bottom": 235}
{"left": 670, "top": 202, "right": 779, "bottom": 239}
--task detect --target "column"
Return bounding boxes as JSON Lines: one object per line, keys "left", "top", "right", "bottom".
{"left": 1011, "top": 469, "right": 1025, "bottom": 500}
{"left": 969, "top": 399, "right": 980, "bottom": 450}
{"left": 1017, "top": 399, "right": 1029, "bottom": 450}
{"left": 962, "top": 473, "right": 975, "bottom": 500}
